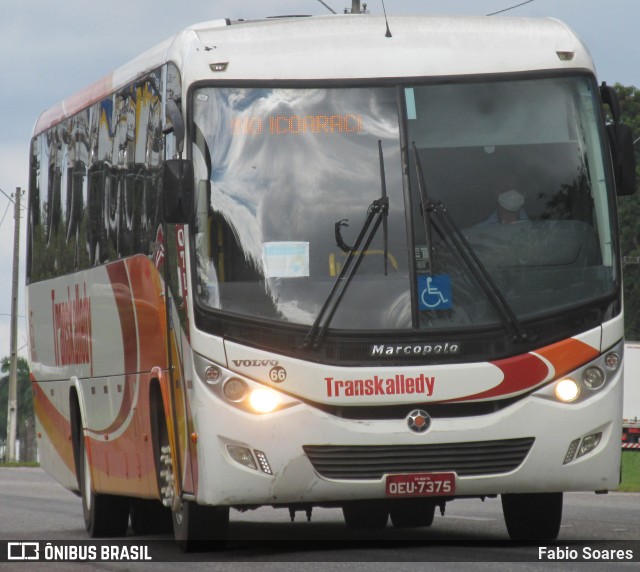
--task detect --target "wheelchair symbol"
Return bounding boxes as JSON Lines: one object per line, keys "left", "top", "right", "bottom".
{"left": 418, "top": 275, "right": 452, "bottom": 310}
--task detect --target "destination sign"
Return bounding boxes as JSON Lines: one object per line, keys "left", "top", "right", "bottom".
{"left": 229, "top": 113, "right": 363, "bottom": 136}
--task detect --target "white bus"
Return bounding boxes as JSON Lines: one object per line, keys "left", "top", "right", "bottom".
{"left": 27, "top": 13, "right": 635, "bottom": 549}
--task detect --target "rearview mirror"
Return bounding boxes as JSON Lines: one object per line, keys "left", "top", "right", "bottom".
{"left": 600, "top": 83, "right": 636, "bottom": 195}
{"left": 607, "top": 123, "right": 636, "bottom": 196}
{"left": 600, "top": 82, "right": 621, "bottom": 123}
{"left": 163, "top": 159, "right": 194, "bottom": 223}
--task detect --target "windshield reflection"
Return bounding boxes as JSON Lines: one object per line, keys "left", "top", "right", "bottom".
{"left": 192, "top": 87, "right": 409, "bottom": 329}
{"left": 191, "top": 77, "right": 616, "bottom": 333}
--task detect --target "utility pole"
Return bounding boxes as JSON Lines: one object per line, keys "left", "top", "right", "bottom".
{"left": 6, "top": 187, "right": 23, "bottom": 462}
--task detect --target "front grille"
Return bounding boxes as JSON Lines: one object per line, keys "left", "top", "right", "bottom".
{"left": 303, "top": 437, "right": 535, "bottom": 480}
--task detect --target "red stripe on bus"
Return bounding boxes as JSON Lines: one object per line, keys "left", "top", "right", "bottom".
{"left": 449, "top": 337, "right": 600, "bottom": 402}
{"left": 33, "top": 74, "right": 114, "bottom": 136}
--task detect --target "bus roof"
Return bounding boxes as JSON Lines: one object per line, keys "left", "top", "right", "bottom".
{"left": 33, "top": 14, "right": 594, "bottom": 137}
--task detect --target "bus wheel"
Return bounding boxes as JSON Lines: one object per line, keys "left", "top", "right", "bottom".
{"left": 389, "top": 499, "right": 435, "bottom": 528}
{"left": 132, "top": 387, "right": 172, "bottom": 535}
{"left": 150, "top": 387, "right": 228, "bottom": 551}
{"left": 150, "top": 386, "right": 175, "bottom": 510}
{"left": 342, "top": 501, "right": 389, "bottom": 529}
{"left": 130, "top": 498, "right": 172, "bottom": 535}
{"left": 77, "top": 423, "right": 129, "bottom": 537}
{"left": 173, "top": 500, "right": 230, "bottom": 552}
{"left": 501, "top": 492, "right": 563, "bottom": 541}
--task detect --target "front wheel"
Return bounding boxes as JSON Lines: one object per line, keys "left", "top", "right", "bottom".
{"left": 130, "top": 498, "right": 172, "bottom": 535}
{"left": 389, "top": 499, "right": 435, "bottom": 528}
{"left": 342, "top": 501, "right": 389, "bottom": 529}
{"left": 173, "top": 500, "right": 230, "bottom": 552}
{"left": 502, "top": 492, "right": 563, "bottom": 541}
{"left": 150, "top": 385, "right": 229, "bottom": 551}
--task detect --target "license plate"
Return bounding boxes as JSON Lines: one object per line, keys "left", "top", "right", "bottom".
{"left": 385, "top": 472, "right": 456, "bottom": 497}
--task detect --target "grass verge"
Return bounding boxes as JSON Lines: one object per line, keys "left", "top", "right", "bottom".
{"left": 619, "top": 450, "right": 640, "bottom": 492}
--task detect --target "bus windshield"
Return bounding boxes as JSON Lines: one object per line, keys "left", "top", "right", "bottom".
{"left": 191, "top": 76, "right": 616, "bottom": 332}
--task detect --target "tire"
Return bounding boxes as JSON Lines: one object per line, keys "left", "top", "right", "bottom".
{"left": 342, "top": 501, "right": 389, "bottom": 530}
{"left": 128, "top": 385, "right": 173, "bottom": 536}
{"left": 502, "top": 492, "right": 563, "bottom": 541}
{"left": 150, "top": 384, "right": 229, "bottom": 551}
{"left": 389, "top": 499, "right": 435, "bottom": 528}
{"left": 77, "top": 419, "right": 130, "bottom": 537}
{"left": 173, "top": 500, "right": 230, "bottom": 552}
{"left": 130, "top": 498, "right": 173, "bottom": 535}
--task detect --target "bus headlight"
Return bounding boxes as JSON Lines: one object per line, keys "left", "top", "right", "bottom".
{"left": 604, "top": 352, "right": 620, "bottom": 370}
{"left": 225, "top": 443, "right": 273, "bottom": 474}
{"left": 249, "top": 388, "right": 281, "bottom": 413}
{"left": 227, "top": 445, "right": 258, "bottom": 470}
{"left": 223, "top": 378, "right": 248, "bottom": 402}
{"left": 535, "top": 341, "right": 623, "bottom": 405}
{"left": 194, "top": 352, "right": 301, "bottom": 414}
{"left": 563, "top": 431, "right": 603, "bottom": 464}
{"left": 582, "top": 367, "right": 605, "bottom": 390}
{"left": 576, "top": 432, "right": 602, "bottom": 458}
{"left": 555, "top": 378, "right": 580, "bottom": 402}
{"left": 204, "top": 365, "right": 222, "bottom": 384}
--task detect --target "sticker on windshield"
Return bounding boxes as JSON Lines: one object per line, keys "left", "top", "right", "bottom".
{"left": 263, "top": 242, "right": 309, "bottom": 278}
{"left": 418, "top": 274, "right": 452, "bottom": 310}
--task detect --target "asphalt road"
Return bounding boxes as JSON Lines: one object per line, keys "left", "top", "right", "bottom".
{"left": 0, "top": 467, "right": 638, "bottom": 570}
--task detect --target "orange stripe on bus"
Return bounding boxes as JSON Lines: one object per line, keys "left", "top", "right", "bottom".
{"left": 535, "top": 337, "right": 599, "bottom": 379}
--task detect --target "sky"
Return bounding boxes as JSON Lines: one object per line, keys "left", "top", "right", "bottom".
{"left": 1, "top": 0, "right": 639, "bottom": 361}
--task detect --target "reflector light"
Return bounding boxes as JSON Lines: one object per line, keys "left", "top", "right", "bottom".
{"left": 254, "top": 450, "right": 273, "bottom": 475}
{"left": 563, "top": 438, "right": 580, "bottom": 465}
{"left": 210, "top": 62, "right": 229, "bottom": 72}
{"left": 555, "top": 378, "right": 579, "bottom": 402}
{"left": 556, "top": 51, "right": 574, "bottom": 61}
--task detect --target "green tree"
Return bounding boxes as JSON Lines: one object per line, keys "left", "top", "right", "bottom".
{"left": 616, "top": 84, "right": 640, "bottom": 341}
{"left": 0, "top": 357, "right": 36, "bottom": 462}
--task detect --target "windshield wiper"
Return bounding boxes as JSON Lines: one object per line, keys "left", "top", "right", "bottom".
{"left": 411, "top": 149, "right": 530, "bottom": 342}
{"left": 428, "top": 199, "right": 530, "bottom": 342}
{"left": 303, "top": 141, "right": 390, "bottom": 349}
{"left": 379, "top": 140, "right": 390, "bottom": 276}
{"left": 412, "top": 142, "right": 434, "bottom": 274}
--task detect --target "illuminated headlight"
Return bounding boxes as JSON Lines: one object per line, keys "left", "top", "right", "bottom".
{"left": 194, "top": 352, "right": 301, "bottom": 414}
{"left": 555, "top": 378, "right": 580, "bottom": 402}
{"left": 576, "top": 432, "right": 602, "bottom": 458}
{"left": 249, "top": 388, "right": 281, "bottom": 414}
{"left": 582, "top": 367, "right": 605, "bottom": 390}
